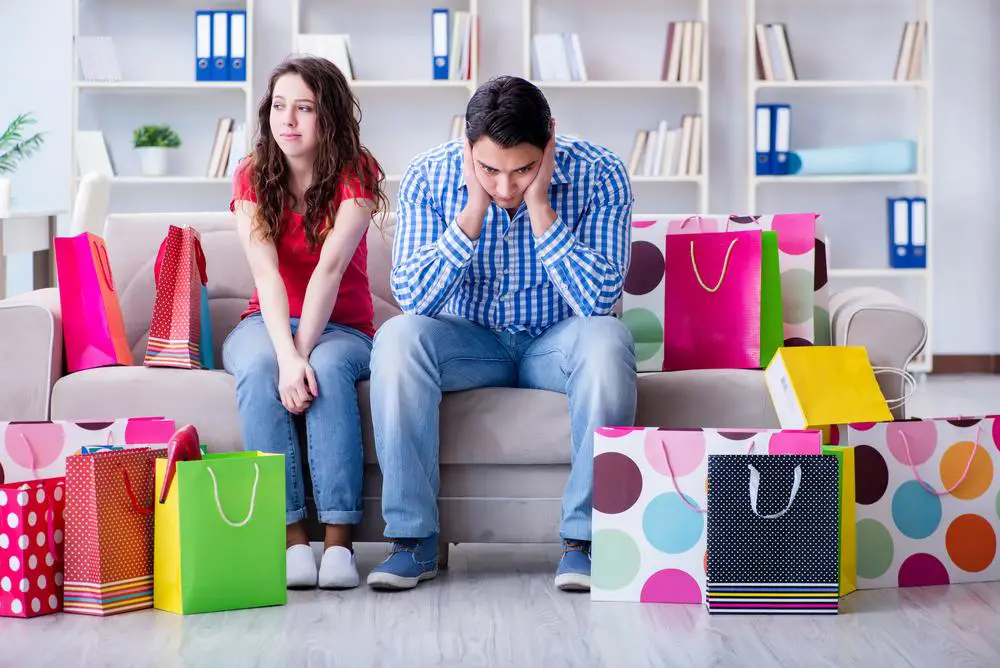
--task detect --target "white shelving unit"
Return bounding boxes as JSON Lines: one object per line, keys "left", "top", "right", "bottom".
{"left": 524, "top": 0, "right": 710, "bottom": 213}
{"left": 746, "top": 0, "right": 934, "bottom": 372}
{"left": 69, "top": 0, "right": 256, "bottom": 213}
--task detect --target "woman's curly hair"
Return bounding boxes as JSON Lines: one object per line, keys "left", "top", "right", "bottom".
{"left": 247, "top": 56, "right": 388, "bottom": 249}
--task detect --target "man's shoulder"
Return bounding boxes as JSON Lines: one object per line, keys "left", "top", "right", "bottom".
{"left": 555, "top": 135, "right": 627, "bottom": 175}
{"left": 403, "top": 139, "right": 463, "bottom": 184}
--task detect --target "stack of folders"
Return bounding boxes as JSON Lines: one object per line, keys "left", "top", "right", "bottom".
{"left": 754, "top": 104, "right": 791, "bottom": 175}
{"left": 887, "top": 197, "right": 927, "bottom": 268}
{"left": 627, "top": 115, "right": 703, "bottom": 178}
{"left": 431, "top": 8, "right": 475, "bottom": 80}
{"left": 195, "top": 9, "right": 247, "bottom": 81}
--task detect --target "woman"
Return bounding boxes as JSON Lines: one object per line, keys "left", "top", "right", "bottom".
{"left": 223, "top": 56, "right": 388, "bottom": 590}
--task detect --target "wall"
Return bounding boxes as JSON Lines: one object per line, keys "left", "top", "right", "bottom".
{"left": 1, "top": 0, "right": 997, "bottom": 355}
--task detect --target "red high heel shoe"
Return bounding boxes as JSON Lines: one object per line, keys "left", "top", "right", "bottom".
{"left": 158, "top": 424, "right": 202, "bottom": 504}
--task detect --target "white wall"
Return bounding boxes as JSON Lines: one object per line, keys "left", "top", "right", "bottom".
{"left": 1, "top": 0, "right": 997, "bottom": 356}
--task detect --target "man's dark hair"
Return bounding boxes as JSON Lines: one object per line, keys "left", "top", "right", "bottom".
{"left": 465, "top": 76, "right": 552, "bottom": 150}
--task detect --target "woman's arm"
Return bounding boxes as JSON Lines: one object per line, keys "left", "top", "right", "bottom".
{"left": 294, "top": 197, "right": 375, "bottom": 361}
{"left": 234, "top": 199, "right": 313, "bottom": 412}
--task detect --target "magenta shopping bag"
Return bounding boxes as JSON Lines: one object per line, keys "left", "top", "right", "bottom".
{"left": 663, "top": 230, "right": 762, "bottom": 371}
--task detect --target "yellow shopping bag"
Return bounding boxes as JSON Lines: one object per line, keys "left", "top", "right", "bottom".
{"left": 764, "top": 346, "right": 893, "bottom": 438}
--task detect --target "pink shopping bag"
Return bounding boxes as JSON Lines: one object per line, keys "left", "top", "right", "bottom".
{"left": 55, "top": 232, "right": 134, "bottom": 373}
{"left": 663, "top": 230, "right": 763, "bottom": 371}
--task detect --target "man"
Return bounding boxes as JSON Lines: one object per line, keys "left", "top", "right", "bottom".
{"left": 366, "top": 75, "right": 637, "bottom": 592}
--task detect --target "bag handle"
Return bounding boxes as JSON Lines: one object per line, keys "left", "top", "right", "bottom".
{"left": 659, "top": 441, "right": 707, "bottom": 514}
{"left": 15, "top": 432, "right": 41, "bottom": 480}
{"left": 93, "top": 238, "right": 117, "bottom": 293}
{"left": 194, "top": 234, "right": 208, "bottom": 285}
{"left": 690, "top": 238, "right": 739, "bottom": 293}
{"left": 748, "top": 463, "right": 802, "bottom": 519}
{"left": 873, "top": 366, "right": 917, "bottom": 408}
{"left": 677, "top": 215, "right": 733, "bottom": 233}
{"left": 45, "top": 491, "right": 60, "bottom": 565}
{"left": 118, "top": 463, "right": 154, "bottom": 516}
{"left": 898, "top": 425, "right": 980, "bottom": 496}
{"left": 206, "top": 462, "right": 259, "bottom": 528}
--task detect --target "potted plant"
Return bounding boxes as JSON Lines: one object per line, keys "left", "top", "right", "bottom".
{"left": 133, "top": 124, "right": 181, "bottom": 177}
{"left": 0, "top": 112, "right": 45, "bottom": 214}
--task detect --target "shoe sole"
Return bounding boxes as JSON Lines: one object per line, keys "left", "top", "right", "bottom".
{"left": 366, "top": 568, "right": 438, "bottom": 591}
{"left": 319, "top": 576, "right": 360, "bottom": 590}
{"left": 554, "top": 572, "right": 591, "bottom": 592}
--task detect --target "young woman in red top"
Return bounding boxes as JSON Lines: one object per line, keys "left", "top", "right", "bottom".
{"left": 223, "top": 56, "right": 388, "bottom": 590}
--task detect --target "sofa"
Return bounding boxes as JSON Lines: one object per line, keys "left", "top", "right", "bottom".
{"left": 0, "top": 211, "right": 927, "bottom": 560}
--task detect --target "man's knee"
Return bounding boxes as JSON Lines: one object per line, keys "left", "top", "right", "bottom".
{"left": 371, "top": 313, "right": 439, "bottom": 375}
{"left": 574, "top": 316, "right": 635, "bottom": 365}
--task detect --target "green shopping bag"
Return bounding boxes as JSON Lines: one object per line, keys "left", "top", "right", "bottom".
{"left": 760, "top": 230, "right": 784, "bottom": 367}
{"left": 153, "top": 452, "right": 286, "bottom": 614}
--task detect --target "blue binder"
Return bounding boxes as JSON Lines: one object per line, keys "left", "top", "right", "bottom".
{"left": 755, "top": 104, "right": 772, "bottom": 175}
{"left": 227, "top": 10, "right": 247, "bottom": 81}
{"left": 195, "top": 11, "right": 212, "bottom": 81}
{"left": 211, "top": 11, "right": 229, "bottom": 81}
{"left": 888, "top": 197, "right": 927, "bottom": 268}
{"left": 771, "top": 104, "right": 791, "bottom": 175}
{"left": 431, "top": 9, "right": 449, "bottom": 80}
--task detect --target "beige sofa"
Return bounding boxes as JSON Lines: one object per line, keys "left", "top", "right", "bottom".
{"left": 0, "top": 211, "right": 926, "bottom": 556}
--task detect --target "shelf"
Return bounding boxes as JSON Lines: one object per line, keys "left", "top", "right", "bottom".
{"left": 530, "top": 80, "right": 705, "bottom": 90}
{"left": 753, "top": 79, "right": 928, "bottom": 90}
{"left": 74, "top": 81, "right": 250, "bottom": 92}
{"left": 349, "top": 80, "right": 474, "bottom": 89}
{"left": 631, "top": 175, "right": 704, "bottom": 184}
{"left": 830, "top": 268, "right": 927, "bottom": 278}
{"left": 754, "top": 174, "right": 927, "bottom": 184}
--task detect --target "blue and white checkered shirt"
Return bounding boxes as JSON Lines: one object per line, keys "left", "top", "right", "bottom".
{"left": 390, "top": 135, "right": 634, "bottom": 334}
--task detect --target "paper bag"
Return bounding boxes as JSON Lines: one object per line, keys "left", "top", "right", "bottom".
{"left": 144, "top": 225, "right": 207, "bottom": 369}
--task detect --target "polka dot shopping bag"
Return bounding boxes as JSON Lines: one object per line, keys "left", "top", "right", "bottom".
{"left": 848, "top": 416, "right": 1000, "bottom": 590}
{"left": 0, "top": 477, "right": 66, "bottom": 619}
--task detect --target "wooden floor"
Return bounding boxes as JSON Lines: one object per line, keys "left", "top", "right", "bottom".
{"left": 3, "top": 374, "right": 1000, "bottom": 667}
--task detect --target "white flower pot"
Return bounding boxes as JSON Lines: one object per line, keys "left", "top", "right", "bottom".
{"left": 136, "top": 147, "right": 170, "bottom": 177}
{"left": 0, "top": 177, "right": 11, "bottom": 215}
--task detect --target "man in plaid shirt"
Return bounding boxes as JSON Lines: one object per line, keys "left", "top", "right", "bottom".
{"left": 367, "top": 76, "right": 637, "bottom": 593}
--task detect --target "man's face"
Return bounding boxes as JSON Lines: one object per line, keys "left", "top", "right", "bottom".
{"left": 471, "top": 137, "right": 544, "bottom": 210}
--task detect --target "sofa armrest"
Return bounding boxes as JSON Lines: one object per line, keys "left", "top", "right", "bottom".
{"left": 0, "top": 288, "right": 62, "bottom": 420}
{"left": 829, "top": 286, "right": 927, "bottom": 418}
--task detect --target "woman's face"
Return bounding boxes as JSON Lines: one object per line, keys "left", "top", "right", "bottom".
{"left": 270, "top": 73, "right": 319, "bottom": 161}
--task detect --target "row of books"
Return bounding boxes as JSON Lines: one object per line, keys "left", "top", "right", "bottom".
{"left": 532, "top": 33, "right": 587, "bottom": 82}
{"left": 660, "top": 21, "right": 705, "bottom": 83}
{"left": 754, "top": 23, "right": 796, "bottom": 82}
{"left": 432, "top": 8, "right": 476, "bottom": 80}
{"left": 894, "top": 21, "right": 927, "bottom": 81}
{"left": 627, "top": 115, "right": 703, "bottom": 178}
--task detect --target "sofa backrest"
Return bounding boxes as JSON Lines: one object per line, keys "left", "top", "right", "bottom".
{"left": 102, "top": 210, "right": 400, "bottom": 365}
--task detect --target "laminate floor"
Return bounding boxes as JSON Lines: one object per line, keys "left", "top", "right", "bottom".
{"left": 2, "top": 375, "right": 999, "bottom": 668}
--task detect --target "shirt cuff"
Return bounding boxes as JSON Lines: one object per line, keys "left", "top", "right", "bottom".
{"left": 437, "top": 218, "right": 478, "bottom": 268}
{"left": 533, "top": 215, "right": 574, "bottom": 266}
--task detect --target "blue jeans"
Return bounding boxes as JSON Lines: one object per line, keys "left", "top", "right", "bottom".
{"left": 222, "top": 314, "right": 372, "bottom": 526}
{"left": 369, "top": 314, "right": 637, "bottom": 541}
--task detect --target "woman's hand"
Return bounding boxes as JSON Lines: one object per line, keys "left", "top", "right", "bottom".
{"left": 277, "top": 351, "right": 318, "bottom": 414}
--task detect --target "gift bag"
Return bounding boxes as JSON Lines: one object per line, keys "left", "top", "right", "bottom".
{"left": 823, "top": 445, "right": 857, "bottom": 596}
{"left": 145, "top": 225, "right": 208, "bottom": 369}
{"left": 0, "top": 477, "right": 66, "bottom": 618}
{"left": 848, "top": 416, "right": 1000, "bottom": 590}
{"left": 0, "top": 417, "right": 176, "bottom": 483}
{"left": 153, "top": 452, "right": 286, "bottom": 614}
{"left": 591, "top": 426, "right": 822, "bottom": 604}
{"left": 54, "top": 232, "right": 134, "bottom": 373}
{"left": 63, "top": 447, "right": 165, "bottom": 615}
{"left": 706, "top": 454, "right": 841, "bottom": 614}
{"left": 663, "top": 213, "right": 831, "bottom": 346}
{"left": 663, "top": 230, "right": 769, "bottom": 371}
{"left": 765, "top": 346, "right": 894, "bottom": 435}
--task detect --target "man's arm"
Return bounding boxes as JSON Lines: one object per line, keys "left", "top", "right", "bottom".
{"left": 530, "top": 156, "right": 633, "bottom": 317}
{"left": 389, "top": 160, "right": 484, "bottom": 316}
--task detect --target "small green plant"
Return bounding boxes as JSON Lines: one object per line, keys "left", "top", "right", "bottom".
{"left": 133, "top": 124, "right": 181, "bottom": 149}
{"left": 0, "top": 113, "right": 45, "bottom": 175}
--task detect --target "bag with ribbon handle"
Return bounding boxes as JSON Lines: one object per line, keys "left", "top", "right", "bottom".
{"left": 153, "top": 425, "right": 286, "bottom": 614}
{"left": 705, "top": 453, "right": 841, "bottom": 614}
{"left": 844, "top": 415, "right": 1000, "bottom": 590}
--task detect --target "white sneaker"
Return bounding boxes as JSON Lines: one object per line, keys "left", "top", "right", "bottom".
{"left": 286, "top": 544, "right": 318, "bottom": 589}
{"left": 319, "top": 546, "right": 360, "bottom": 589}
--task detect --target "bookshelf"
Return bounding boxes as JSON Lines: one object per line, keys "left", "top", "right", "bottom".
{"left": 746, "top": 0, "right": 934, "bottom": 372}
{"left": 69, "top": 0, "right": 256, "bottom": 214}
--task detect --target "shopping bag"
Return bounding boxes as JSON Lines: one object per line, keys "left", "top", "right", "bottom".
{"left": 663, "top": 230, "right": 765, "bottom": 370}
{"left": 54, "top": 232, "right": 134, "bottom": 373}
{"left": 0, "top": 477, "right": 66, "bottom": 618}
{"left": 591, "top": 426, "right": 822, "bottom": 604}
{"left": 848, "top": 416, "right": 1000, "bottom": 590}
{"left": 823, "top": 445, "right": 857, "bottom": 596}
{"left": 153, "top": 452, "right": 286, "bottom": 614}
{"left": 144, "top": 225, "right": 208, "bottom": 369}
{"left": 764, "top": 346, "right": 894, "bottom": 435}
{"left": 199, "top": 283, "right": 215, "bottom": 369}
{"left": 706, "top": 454, "right": 841, "bottom": 614}
{"left": 0, "top": 417, "right": 176, "bottom": 483}
{"left": 663, "top": 213, "right": 831, "bottom": 346}
{"left": 62, "top": 447, "right": 165, "bottom": 615}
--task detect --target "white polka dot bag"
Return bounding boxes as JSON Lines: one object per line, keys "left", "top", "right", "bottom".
{"left": 0, "top": 477, "right": 66, "bottom": 618}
